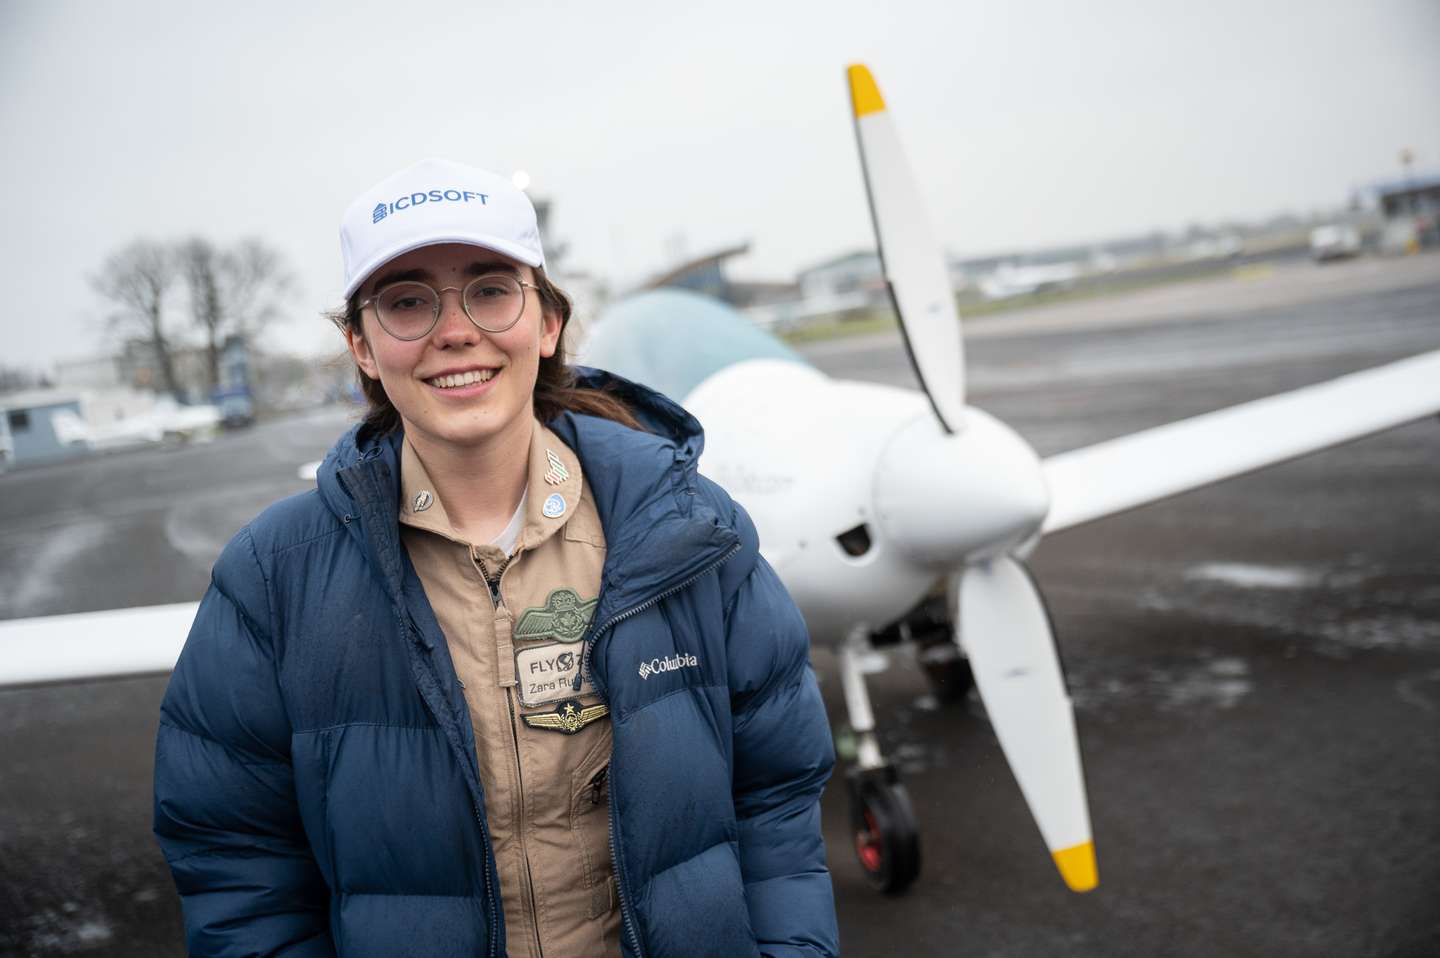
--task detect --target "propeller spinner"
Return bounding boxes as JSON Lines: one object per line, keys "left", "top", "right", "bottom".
{"left": 847, "top": 62, "right": 1097, "bottom": 892}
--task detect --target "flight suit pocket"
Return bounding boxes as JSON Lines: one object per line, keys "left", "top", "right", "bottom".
{"left": 571, "top": 726, "right": 616, "bottom": 920}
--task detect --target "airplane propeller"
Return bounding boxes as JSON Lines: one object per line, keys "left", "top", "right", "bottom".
{"left": 847, "top": 64, "right": 967, "bottom": 434}
{"left": 847, "top": 63, "right": 1097, "bottom": 892}
{"left": 957, "top": 559, "right": 1095, "bottom": 891}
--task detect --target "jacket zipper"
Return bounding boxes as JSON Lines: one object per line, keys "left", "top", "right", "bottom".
{"left": 579, "top": 541, "right": 743, "bottom": 697}
{"left": 580, "top": 540, "right": 743, "bottom": 958}
{"left": 506, "top": 692, "right": 546, "bottom": 956}
{"left": 470, "top": 798, "right": 500, "bottom": 958}
{"left": 478, "top": 550, "right": 546, "bottom": 957}
{"left": 477, "top": 553, "right": 511, "bottom": 606}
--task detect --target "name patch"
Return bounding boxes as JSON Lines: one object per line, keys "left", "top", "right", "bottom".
{"left": 515, "top": 641, "right": 593, "bottom": 707}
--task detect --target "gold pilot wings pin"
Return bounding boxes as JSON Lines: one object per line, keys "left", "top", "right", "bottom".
{"left": 523, "top": 698, "right": 608, "bottom": 735}
{"left": 515, "top": 588, "right": 597, "bottom": 643}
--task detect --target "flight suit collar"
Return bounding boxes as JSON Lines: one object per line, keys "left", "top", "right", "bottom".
{"left": 397, "top": 440, "right": 462, "bottom": 541}
{"left": 397, "top": 421, "right": 584, "bottom": 553}
{"left": 519, "top": 420, "right": 584, "bottom": 553}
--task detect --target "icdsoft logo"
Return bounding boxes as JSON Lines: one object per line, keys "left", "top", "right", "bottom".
{"left": 637, "top": 653, "right": 698, "bottom": 680}
{"left": 372, "top": 189, "right": 489, "bottom": 224}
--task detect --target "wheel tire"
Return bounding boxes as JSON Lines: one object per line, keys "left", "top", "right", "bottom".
{"left": 852, "top": 780, "right": 921, "bottom": 894}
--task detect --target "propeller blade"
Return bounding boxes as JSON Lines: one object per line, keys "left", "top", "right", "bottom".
{"left": 958, "top": 556, "right": 1097, "bottom": 892}
{"left": 847, "top": 63, "right": 966, "bottom": 432}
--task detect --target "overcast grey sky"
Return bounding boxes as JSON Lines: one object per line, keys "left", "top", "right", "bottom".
{"left": 2, "top": 0, "right": 1436, "bottom": 370}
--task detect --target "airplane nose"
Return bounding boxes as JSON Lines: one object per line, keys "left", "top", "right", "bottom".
{"left": 873, "top": 409, "right": 1049, "bottom": 567}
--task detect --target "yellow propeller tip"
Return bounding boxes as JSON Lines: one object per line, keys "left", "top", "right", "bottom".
{"left": 847, "top": 63, "right": 886, "bottom": 117}
{"left": 1053, "top": 841, "right": 1098, "bottom": 893}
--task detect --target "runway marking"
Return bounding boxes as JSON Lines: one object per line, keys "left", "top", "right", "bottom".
{"left": 1070, "top": 656, "right": 1254, "bottom": 713}
{"left": 1185, "top": 562, "right": 1321, "bottom": 589}
{"left": 162, "top": 483, "right": 297, "bottom": 564}
{"left": 1162, "top": 657, "right": 1253, "bottom": 711}
{"left": 0, "top": 520, "right": 107, "bottom": 618}
{"left": 1396, "top": 669, "right": 1440, "bottom": 714}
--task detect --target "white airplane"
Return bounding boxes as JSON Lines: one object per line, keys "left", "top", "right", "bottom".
{"left": 977, "top": 259, "right": 1083, "bottom": 300}
{"left": 4, "top": 63, "right": 1440, "bottom": 899}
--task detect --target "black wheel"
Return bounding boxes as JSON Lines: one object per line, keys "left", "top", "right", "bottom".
{"left": 848, "top": 770, "right": 921, "bottom": 894}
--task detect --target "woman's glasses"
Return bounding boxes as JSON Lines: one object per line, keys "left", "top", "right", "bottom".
{"left": 358, "top": 272, "right": 538, "bottom": 340}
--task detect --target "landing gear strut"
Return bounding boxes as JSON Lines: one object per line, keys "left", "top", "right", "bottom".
{"left": 838, "top": 628, "right": 922, "bottom": 894}
{"left": 874, "top": 593, "right": 974, "bottom": 705}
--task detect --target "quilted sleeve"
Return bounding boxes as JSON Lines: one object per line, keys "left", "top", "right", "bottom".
{"left": 727, "top": 553, "right": 839, "bottom": 958}
{"left": 153, "top": 528, "right": 335, "bottom": 957}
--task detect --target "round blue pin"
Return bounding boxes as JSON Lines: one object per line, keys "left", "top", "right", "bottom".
{"left": 542, "top": 493, "right": 566, "bottom": 518}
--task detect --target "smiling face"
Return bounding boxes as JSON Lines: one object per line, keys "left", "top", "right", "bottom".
{"left": 346, "top": 243, "right": 562, "bottom": 459}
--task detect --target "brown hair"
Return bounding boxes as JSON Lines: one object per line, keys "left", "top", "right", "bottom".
{"left": 328, "top": 266, "right": 642, "bottom": 437}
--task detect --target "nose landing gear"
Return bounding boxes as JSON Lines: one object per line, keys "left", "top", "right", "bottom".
{"left": 847, "top": 764, "right": 921, "bottom": 894}
{"left": 838, "top": 627, "right": 923, "bottom": 894}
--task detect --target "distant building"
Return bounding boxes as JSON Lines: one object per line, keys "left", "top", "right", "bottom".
{"left": 0, "top": 390, "right": 86, "bottom": 468}
{"left": 739, "top": 250, "right": 886, "bottom": 331}
{"left": 54, "top": 354, "right": 124, "bottom": 391}
{"left": 117, "top": 338, "right": 210, "bottom": 402}
{"left": 1369, "top": 172, "right": 1440, "bottom": 252}
{"left": 644, "top": 243, "right": 753, "bottom": 303}
{"left": 64, "top": 336, "right": 254, "bottom": 410}
{"left": 795, "top": 250, "right": 884, "bottom": 307}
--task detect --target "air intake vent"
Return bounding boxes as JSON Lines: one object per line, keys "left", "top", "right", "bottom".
{"left": 836, "top": 523, "right": 872, "bottom": 557}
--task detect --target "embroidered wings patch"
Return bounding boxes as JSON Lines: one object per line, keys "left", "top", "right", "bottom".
{"left": 514, "top": 588, "right": 598, "bottom": 643}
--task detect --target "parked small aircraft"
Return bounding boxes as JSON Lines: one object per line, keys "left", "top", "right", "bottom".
{"left": 3, "top": 64, "right": 1440, "bottom": 898}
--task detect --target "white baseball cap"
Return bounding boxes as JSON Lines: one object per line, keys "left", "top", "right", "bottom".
{"left": 339, "top": 157, "right": 545, "bottom": 299}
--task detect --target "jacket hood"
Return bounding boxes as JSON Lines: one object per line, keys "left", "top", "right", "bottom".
{"left": 315, "top": 366, "right": 739, "bottom": 616}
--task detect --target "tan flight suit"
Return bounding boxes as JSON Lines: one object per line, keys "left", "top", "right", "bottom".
{"left": 400, "top": 423, "right": 622, "bottom": 958}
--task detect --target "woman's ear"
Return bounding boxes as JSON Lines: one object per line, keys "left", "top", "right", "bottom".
{"left": 346, "top": 325, "right": 381, "bottom": 380}
{"left": 538, "top": 306, "right": 563, "bottom": 360}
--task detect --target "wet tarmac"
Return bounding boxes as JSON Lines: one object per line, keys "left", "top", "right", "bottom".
{"left": 2, "top": 254, "right": 1439, "bottom": 956}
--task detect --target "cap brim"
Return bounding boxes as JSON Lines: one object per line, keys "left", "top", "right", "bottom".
{"left": 342, "top": 234, "right": 545, "bottom": 299}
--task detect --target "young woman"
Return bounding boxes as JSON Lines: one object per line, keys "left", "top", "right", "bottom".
{"left": 153, "top": 158, "right": 839, "bottom": 958}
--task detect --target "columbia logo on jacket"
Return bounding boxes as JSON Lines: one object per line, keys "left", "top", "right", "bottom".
{"left": 638, "top": 653, "right": 699, "bottom": 680}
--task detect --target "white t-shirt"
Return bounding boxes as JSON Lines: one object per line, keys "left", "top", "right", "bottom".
{"left": 489, "top": 489, "right": 527, "bottom": 557}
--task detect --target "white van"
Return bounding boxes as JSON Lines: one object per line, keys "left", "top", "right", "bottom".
{"left": 1309, "top": 224, "right": 1362, "bottom": 262}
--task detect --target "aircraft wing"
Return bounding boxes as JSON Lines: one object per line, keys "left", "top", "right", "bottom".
{"left": 0, "top": 602, "right": 195, "bottom": 688}
{"left": 1042, "top": 349, "right": 1440, "bottom": 534}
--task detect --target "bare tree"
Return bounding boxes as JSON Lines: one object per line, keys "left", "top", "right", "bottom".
{"left": 177, "top": 237, "right": 226, "bottom": 392}
{"left": 92, "top": 241, "right": 183, "bottom": 400}
{"left": 178, "top": 237, "right": 297, "bottom": 392}
{"left": 222, "top": 239, "right": 296, "bottom": 341}
{"left": 94, "top": 237, "right": 295, "bottom": 402}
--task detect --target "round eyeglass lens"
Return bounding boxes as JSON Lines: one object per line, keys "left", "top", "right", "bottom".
{"left": 463, "top": 273, "right": 525, "bottom": 332}
{"left": 376, "top": 283, "right": 440, "bottom": 340}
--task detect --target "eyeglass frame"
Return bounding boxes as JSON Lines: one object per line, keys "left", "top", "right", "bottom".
{"left": 356, "top": 272, "right": 541, "bottom": 341}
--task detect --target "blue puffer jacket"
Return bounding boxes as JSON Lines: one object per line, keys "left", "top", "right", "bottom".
{"left": 153, "top": 369, "right": 838, "bottom": 958}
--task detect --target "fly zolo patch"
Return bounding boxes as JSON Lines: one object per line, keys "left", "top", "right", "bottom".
{"left": 515, "top": 642, "right": 593, "bottom": 707}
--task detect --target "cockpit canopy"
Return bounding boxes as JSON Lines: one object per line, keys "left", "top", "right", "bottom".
{"left": 578, "top": 289, "right": 806, "bottom": 404}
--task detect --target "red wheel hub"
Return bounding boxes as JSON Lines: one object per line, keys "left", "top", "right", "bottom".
{"left": 855, "top": 809, "right": 883, "bottom": 873}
